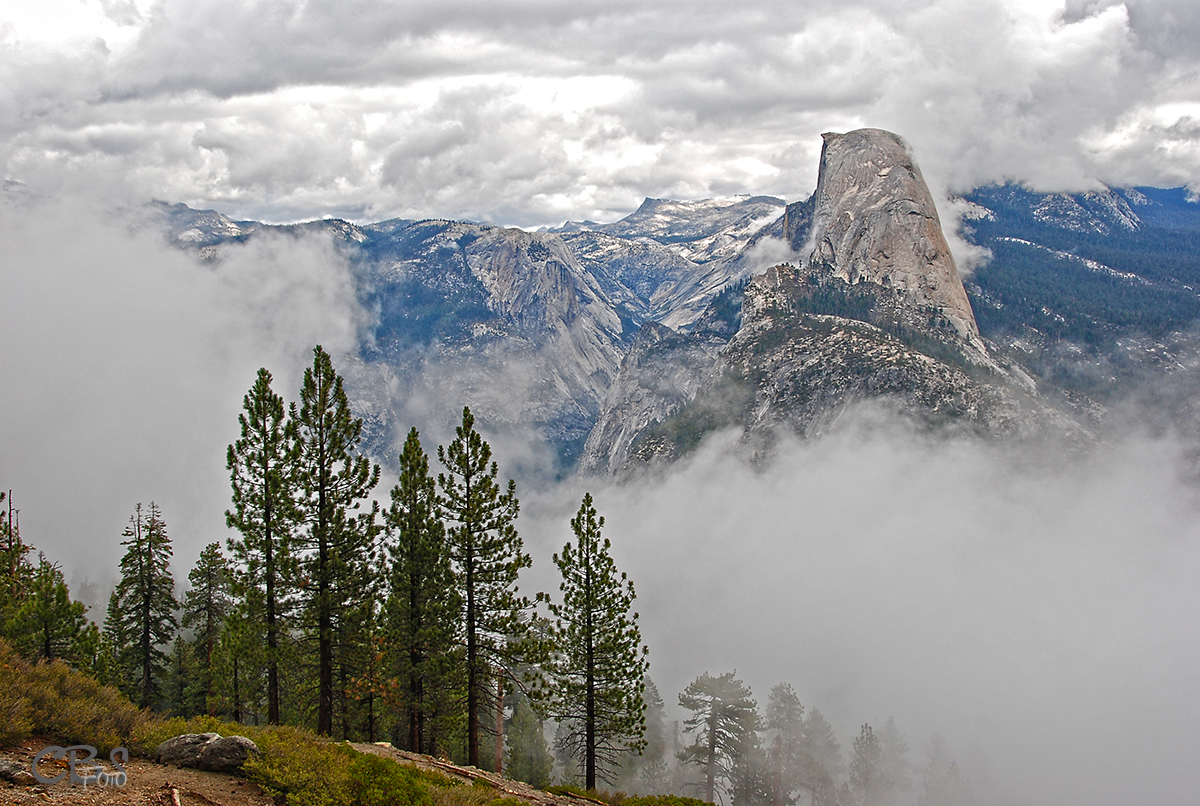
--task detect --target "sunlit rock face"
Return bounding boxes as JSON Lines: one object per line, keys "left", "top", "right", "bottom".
{"left": 806, "top": 128, "right": 988, "bottom": 359}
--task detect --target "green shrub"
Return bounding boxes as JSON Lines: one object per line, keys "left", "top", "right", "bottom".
{"left": 347, "top": 751, "right": 433, "bottom": 806}
{"left": 242, "top": 726, "right": 352, "bottom": 806}
{"left": 489, "top": 797, "right": 527, "bottom": 806}
{"left": 429, "top": 781, "right": 498, "bottom": 806}
{"left": 0, "top": 638, "right": 153, "bottom": 752}
{"left": 624, "top": 796, "right": 710, "bottom": 806}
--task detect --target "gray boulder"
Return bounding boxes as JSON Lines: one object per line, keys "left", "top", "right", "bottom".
{"left": 155, "top": 733, "right": 260, "bottom": 774}
{"left": 0, "top": 757, "right": 36, "bottom": 786}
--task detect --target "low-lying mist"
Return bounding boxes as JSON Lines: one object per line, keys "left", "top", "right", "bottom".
{"left": 517, "top": 416, "right": 1200, "bottom": 806}
{"left": 3, "top": 198, "right": 1198, "bottom": 806}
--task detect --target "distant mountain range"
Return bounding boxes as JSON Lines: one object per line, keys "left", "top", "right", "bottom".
{"left": 137, "top": 132, "right": 1200, "bottom": 473}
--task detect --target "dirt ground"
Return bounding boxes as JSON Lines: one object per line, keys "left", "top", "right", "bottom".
{"left": 0, "top": 738, "right": 598, "bottom": 806}
{"left": 0, "top": 739, "right": 275, "bottom": 806}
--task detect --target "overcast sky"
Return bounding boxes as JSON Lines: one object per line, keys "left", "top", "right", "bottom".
{"left": 3, "top": 0, "right": 1200, "bottom": 226}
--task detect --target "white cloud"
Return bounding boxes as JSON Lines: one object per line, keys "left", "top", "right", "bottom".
{"left": 0, "top": 197, "right": 365, "bottom": 579}
{"left": 1, "top": 0, "right": 1198, "bottom": 227}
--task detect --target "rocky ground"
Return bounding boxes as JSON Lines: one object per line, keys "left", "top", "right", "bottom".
{"left": 0, "top": 737, "right": 272, "bottom": 805}
{"left": 0, "top": 738, "right": 595, "bottom": 806}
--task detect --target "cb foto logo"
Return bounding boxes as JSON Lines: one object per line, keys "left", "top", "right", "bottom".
{"left": 31, "top": 745, "right": 129, "bottom": 788}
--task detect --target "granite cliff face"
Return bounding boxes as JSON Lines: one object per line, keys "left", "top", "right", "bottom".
{"left": 580, "top": 129, "right": 1056, "bottom": 473}
{"left": 805, "top": 128, "right": 988, "bottom": 359}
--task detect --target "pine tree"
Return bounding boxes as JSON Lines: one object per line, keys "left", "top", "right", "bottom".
{"left": 384, "top": 427, "right": 461, "bottom": 754}
{"left": 107, "top": 502, "right": 179, "bottom": 709}
{"left": 547, "top": 493, "right": 648, "bottom": 789}
{"left": 0, "top": 491, "right": 34, "bottom": 632}
{"left": 636, "top": 677, "right": 671, "bottom": 792}
{"left": 293, "top": 346, "right": 380, "bottom": 736}
{"left": 678, "top": 671, "right": 759, "bottom": 804}
{"left": 765, "top": 684, "right": 806, "bottom": 806}
{"left": 437, "top": 406, "right": 534, "bottom": 768}
{"left": 182, "top": 543, "right": 232, "bottom": 715}
{"left": 877, "top": 718, "right": 910, "bottom": 802}
{"left": 226, "top": 366, "right": 298, "bottom": 725}
{"left": 845, "top": 724, "right": 887, "bottom": 806}
{"left": 806, "top": 705, "right": 844, "bottom": 801}
{"left": 212, "top": 602, "right": 266, "bottom": 723}
{"left": 164, "top": 635, "right": 198, "bottom": 716}
{"left": 7, "top": 554, "right": 90, "bottom": 663}
{"left": 506, "top": 694, "right": 553, "bottom": 788}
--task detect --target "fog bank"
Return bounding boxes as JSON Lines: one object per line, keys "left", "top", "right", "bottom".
{"left": 519, "top": 419, "right": 1200, "bottom": 806}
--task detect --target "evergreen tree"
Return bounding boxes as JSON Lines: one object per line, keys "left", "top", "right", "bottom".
{"left": 919, "top": 760, "right": 974, "bottom": 806}
{"left": 506, "top": 694, "right": 553, "bottom": 788}
{"left": 437, "top": 406, "right": 534, "bottom": 768}
{"left": 845, "top": 724, "right": 891, "bottom": 806}
{"left": 618, "top": 676, "right": 670, "bottom": 794}
{"left": 678, "top": 671, "right": 759, "bottom": 804}
{"left": 877, "top": 718, "right": 911, "bottom": 802}
{"left": 106, "top": 502, "right": 179, "bottom": 709}
{"left": 7, "top": 554, "right": 91, "bottom": 663}
{"left": 384, "top": 427, "right": 461, "bottom": 754}
{"left": 765, "top": 683, "right": 806, "bottom": 806}
{"left": 803, "top": 707, "right": 842, "bottom": 778}
{"left": 164, "top": 635, "right": 198, "bottom": 716}
{"left": 293, "top": 346, "right": 380, "bottom": 736}
{"left": 212, "top": 602, "right": 266, "bottom": 723}
{"left": 0, "top": 491, "right": 34, "bottom": 632}
{"left": 226, "top": 366, "right": 298, "bottom": 725}
{"left": 182, "top": 543, "right": 233, "bottom": 715}
{"left": 547, "top": 492, "right": 648, "bottom": 789}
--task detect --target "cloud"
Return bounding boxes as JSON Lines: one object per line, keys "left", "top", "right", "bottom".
{"left": 517, "top": 412, "right": 1200, "bottom": 806}
{"left": 0, "top": 196, "right": 365, "bottom": 582}
{"left": 3, "top": 0, "right": 1200, "bottom": 227}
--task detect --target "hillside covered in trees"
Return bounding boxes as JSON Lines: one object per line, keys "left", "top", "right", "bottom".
{"left": 1, "top": 345, "right": 976, "bottom": 806}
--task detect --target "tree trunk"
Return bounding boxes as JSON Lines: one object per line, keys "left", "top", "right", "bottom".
{"left": 317, "top": 466, "right": 332, "bottom": 736}
{"left": 706, "top": 711, "right": 717, "bottom": 803}
{"left": 265, "top": 495, "right": 280, "bottom": 725}
{"left": 465, "top": 541, "right": 478, "bottom": 767}
{"left": 495, "top": 675, "right": 504, "bottom": 774}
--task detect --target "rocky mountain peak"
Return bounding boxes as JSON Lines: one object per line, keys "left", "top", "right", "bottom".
{"left": 806, "top": 128, "right": 986, "bottom": 357}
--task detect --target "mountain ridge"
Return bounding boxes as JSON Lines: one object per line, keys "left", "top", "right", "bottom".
{"left": 131, "top": 143, "right": 1200, "bottom": 474}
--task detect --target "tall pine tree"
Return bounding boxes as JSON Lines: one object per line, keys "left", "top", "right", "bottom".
{"left": 106, "top": 502, "right": 178, "bottom": 709}
{"left": 437, "top": 406, "right": 534, "bottom": 768}
{"left": 226, "top": 366, "right": 298, "bottom": 725}
{"left": 547, "top": 492, "right": 648, "bottom": 789}
{"left": 293, "top": 346, "right": 380, "bottom": 736}
{"left": 845, "top": 724, "right": 886, "bottom": 806}
{"left": 765, "top": 683, "right": 807, "bottom": 806}
{"left": 182, "top": 542, "right": 232, "bottom": 715}
{"left": 384, "top": 427, "right": 461, "bottom": 754}
{"left": 678, "top": 671, "right": 759, "bottom": 804}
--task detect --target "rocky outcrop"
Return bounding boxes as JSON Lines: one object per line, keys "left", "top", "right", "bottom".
{"left": 579, "top": 322, "right": 726, "bottom": 474}
{"left": 580, "top": 130, "right": 1086, "bottom": 472}
{"left": 806, "top": 128, "right": 988, "bottom": 359}
{"left": 155, "top": 733, "right": 260, "bottom": 774}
